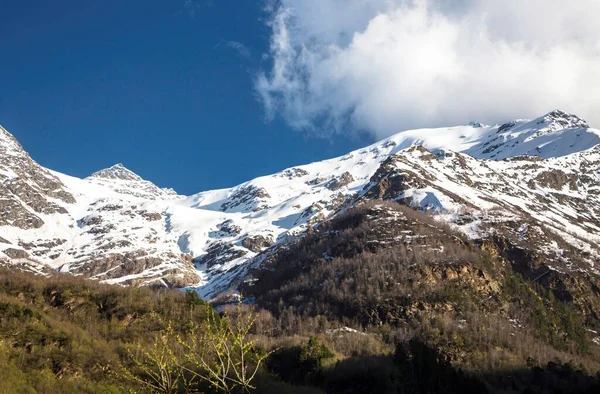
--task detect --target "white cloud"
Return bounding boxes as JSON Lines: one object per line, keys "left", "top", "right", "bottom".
{"left": 256, "top": 0, "right": 600, "bottom": 139}
{"left": 226, "top": 41, "right": 251, "bottom": 59}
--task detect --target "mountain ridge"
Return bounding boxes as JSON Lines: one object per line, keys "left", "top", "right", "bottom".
{"left": 1, "top": 109, "right": 600, "bottom": 298}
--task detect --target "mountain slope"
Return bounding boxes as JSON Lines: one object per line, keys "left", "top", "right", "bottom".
{"left": 0, "top": 110, "right": 599, "bottom": 299}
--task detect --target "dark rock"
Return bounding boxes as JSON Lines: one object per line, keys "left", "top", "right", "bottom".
{"left": 221, "top": 185, "right": 271, "bottom": 212}
{"left": 99, "top": 204, "right": 124, "bottom": 212}
{"left": 194, "top": 242, "right": 247, "bottom": 269}
{"left": 498, "top": 121, "right": 517, "bottom": 133}
{"left": 79, "top": 215, "right": 103, "bottom": 227}
{"left": 3, "top": 248, "right": 29, "bottom": 259}
{"left": 325, "top": 172, "right": 355, "bottom": 191}
{"left": 242, "top": 235, "right": 274, "bottom": 252}
{"left": 306, "top": 176, "right": 328, "bottom": 186}
{"left": 137, "top": 210, "right": 162, "bottom": 221}
{"left": 280, "top": 167, "right": 309, "bottom": 179}
{"left": 534, "top": 170, "right": 578, "bottom": 190}
{"left": 217, "top": 220, "right": 242, "bottom": 236}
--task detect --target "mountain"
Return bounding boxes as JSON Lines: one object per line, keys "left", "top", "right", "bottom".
{"left": 0, "top": 110, "right": 600, "bottom": 300}
{"left": 87, "top": 163, "right": 179, "bottom": 199}
{"left": 2, "top": 111, "right": 600, "bottom": 393}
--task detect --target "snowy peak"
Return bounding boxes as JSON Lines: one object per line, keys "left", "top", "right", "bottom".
{"left": 88, "top": 163, "right": 143, "bottom": 181}
{"left": 2, "top": 110, "right": 600, "bottom": 298}
{"left": 85, "top": 163, "right": 178, "bottom": 200}
{"left": 458, "top": 110, "right": 599, "bottom": 160}
{"left": 532, "top": 109, "right": 589, "bottom": 132}
{"left": 0, "top": 124, "right": 27, "bottom": 158}
{"left": 493, "top": 110, "right": 589, "bottom": 136}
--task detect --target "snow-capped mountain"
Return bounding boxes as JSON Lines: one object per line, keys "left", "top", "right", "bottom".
{"left": 87, "top": 163, "right": 179, "bottom": 200}
{"left": 1, "top": 110, "right": 599, "bottom": 297}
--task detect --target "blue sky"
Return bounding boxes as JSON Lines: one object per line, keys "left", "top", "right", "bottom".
{"left": 0, "top": 0, "right": 370, "bottom": 195}
{"left": 3, "top": 1, "right": 598, "bottom": 195}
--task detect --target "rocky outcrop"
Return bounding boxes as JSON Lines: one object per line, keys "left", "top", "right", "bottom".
{"left": 3, "top": 248, "right": 29, "bottom": 259}
{"left": 64, "top": 250, "right": 200, "bottom": 287}
{"left": 0, "top": 126, "right": 75, "bottom": 229}
{"left": 221, "top": 185, "right": 271, "bottom": 212}
{"left": 242, "top": 235, "right": 274, "bottom": 252}
{"left": 279, "top": 167, "right": 309, "bottom": 179}
{"left": 0, "top": 195, "right": 45, "bottom": 229}
{"left": 216, "top": 220, "right": 242, "bottom": 237}
{"left": 306, "top": 176, "right": 328, "bottom": 186}
{"left": 325, "top": 172, "right": 354, "bottom": 191}
{"left": 534, "top": 169, "right": 578, "bottom": 190}
{"left": 137, "top": 210, "right": 162, "bottom": 221}
{"left": 194, "top": 242, "right": 247, "bottom": 269}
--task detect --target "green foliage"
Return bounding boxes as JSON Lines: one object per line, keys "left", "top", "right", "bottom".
{"left": 0, "top": 268, "right": 208, "bottom": 392}
{"left": 267, "top": 336, "right": 336, "bottom": 385}
{"left": 503, "top": 272, "right": 589, "bottom": 353}
{"left": 119, "top": 319, "right": 191, "bottom": 393}
{"left": 175, "top": 302, "right": 272, "bottom": 393}
{"left": 300, "top": 337, "right": 336, "bottom": 375}
{"left": 185, "top": 290, "right": 204, "bottom": 310}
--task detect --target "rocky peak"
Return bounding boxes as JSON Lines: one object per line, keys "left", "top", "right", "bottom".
{"left": 0, "top": 125, "right": 27, "bottom": 158}
{"left": 0, "top": 125, "right": 75, "bottom": 231}
{"left": 86, "top": 164, "right": 179, "bottom": 199}
{"left": 88, "top": 163, "right": 143, "bottom": 181}
{"left": 534, "top": 109, "right": 589, "bottom": 132}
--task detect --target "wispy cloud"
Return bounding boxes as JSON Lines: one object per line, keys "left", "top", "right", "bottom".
{"left": 180, "top": 0, "right": 214, "bottom": 18}
{"left": 256, "top": 0, "right": 600, "bottom": 139}
{"left": 226, "top": 41, "right": 251, "bottom": 59}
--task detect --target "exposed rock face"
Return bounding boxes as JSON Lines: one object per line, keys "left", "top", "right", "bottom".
{"left": 534, "top": 169, "right": 578, "bottom": 190}
{"left": 298, "top": 203, "right": 326, "bottom": 226}
{"left": 137, "top": 210, "right": 162, "bottom": 221}
{"left": 325, "top": 172, "right": 355, "bottom": 191}
{"left": 220, "top": 185, "right": 271, "bottom": 212}
{"left": 362, "top": 153, "right": 429, "bottom": 201}
{"left": 18, "top": 239, "right": 66, "bottom": 259}
{"left": 0, "top": 126, "right": 75, "bottom": 229}
{"left": 242, "top": 235, "right": 274, "bottom": 252}
{"left": 194, "top": 242, "right": 247, "bottom": 269}
{"left": 306, "top": 176, "right": 328, "bottom": 186}
{"left": 214, "top": 220, "right": 242, "bottom": 237}
{"left": 64, "top": 250, "right": 199, "bottom": 287}
{"left": 536, "top": 109, "right": 589, "bottom": 132}
{"left": 279, "top": 167, "right": 309, "bottom": 179}
{"left": 0, "top": 196, "right": 45, "bottom": 229}
{"left": 3, "top": 248, "right": 29, "bottom": 259}
{"left": 498, "top": 121, "right": 517, "bottom": 133}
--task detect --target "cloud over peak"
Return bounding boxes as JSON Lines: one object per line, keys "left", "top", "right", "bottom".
{"left": 256, "top": 0, "right": 600, "bottom": 139}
